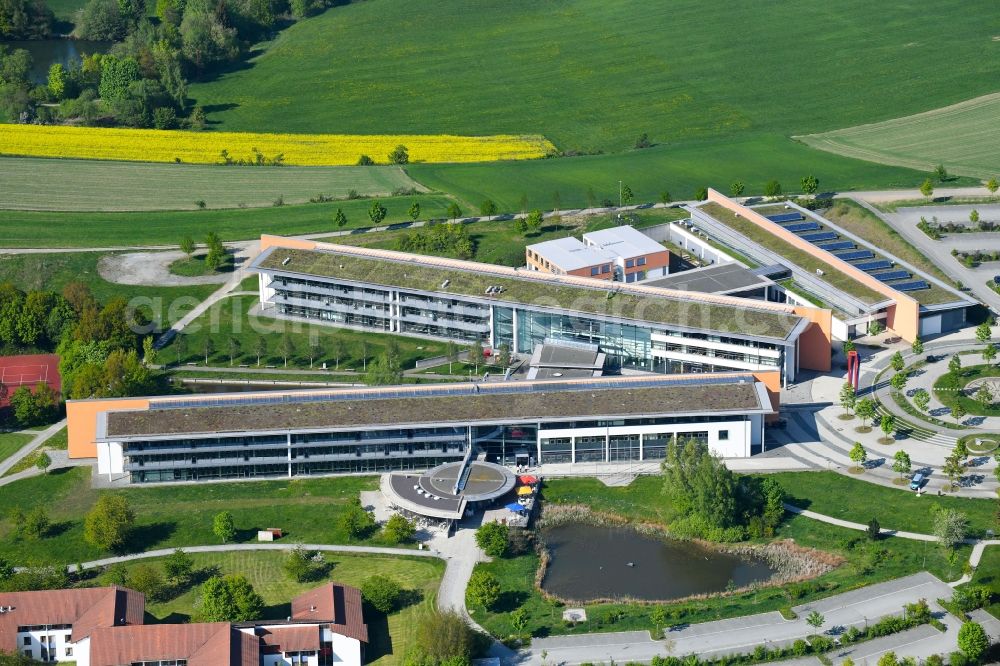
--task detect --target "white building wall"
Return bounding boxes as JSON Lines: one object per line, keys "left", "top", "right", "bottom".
{"left": 76, "top": 637, "right": 90, "bottom": 666}
{"left": 324, "top": 631, "right": 362, "bottom": 666}
{"left": 539, "top": 420, "right": 753, "bottom": 459}
{"left": 97, "top": 441, "right": 125, "bottom": 475}
{"left": 17, "top": 628, "right": 78, "bottom": 663}
{"left": 666, "top": 224, "right": 739, "bottom": 265}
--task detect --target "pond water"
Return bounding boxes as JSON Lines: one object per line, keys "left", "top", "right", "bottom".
{"left": 540, "top": 523, "right": 776, "bottom": 602}
{"left": 5, "top": 39, "right": 111, "bottom": 84}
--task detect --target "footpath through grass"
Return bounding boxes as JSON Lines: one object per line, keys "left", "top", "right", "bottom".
{"left": 0, "top": 468, "right": 387, "bottom": 565}
{"left": 0, "top": 194, "right": 453, "bottom": 247}
{"left": 471, "top": 474, "right": 971, "bottom": 639}
{"left": 0, "top": 432, "right": 32, "bottom": 466}
{"left": 112, "top": 550, "right": 443, "bottom": 666}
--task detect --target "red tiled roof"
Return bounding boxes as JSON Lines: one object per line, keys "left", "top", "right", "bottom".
{"left": 291, "top": 583, "right": 368, "bottom": 643}
{"left": 90, "top": 622, "right": 257, "bottom": 666}
{"left": 257, "top": 624, "right": 321, "bottom": 652}
{"left": 0, "top": 586, "right": 144, "bottom": 652}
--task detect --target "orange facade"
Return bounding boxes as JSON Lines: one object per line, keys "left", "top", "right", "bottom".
{"left": 67, "top": 398, "right": 150, "bottom": 459}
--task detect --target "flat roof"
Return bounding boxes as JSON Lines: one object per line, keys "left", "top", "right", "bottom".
{"left": 252, "top": 243, "right": 803, "bottom": 341}
{"left": 101, "top": 376, "right": 770, "bottom": 439}
{"left": 583, "top": 225, "right": 666, "bottom": 258}
{"left": 526, "top": 236, "right": 615, "bottom": 271}
{"left": 646, "top": 263, "right": 771, "bottom": 295}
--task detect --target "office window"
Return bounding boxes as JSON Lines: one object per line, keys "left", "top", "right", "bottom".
{"left": 23, "top": 651, "right": 31, "bottom": 660}
{"left": 637, "top": 257, "right": 646, "bottom": 266}
{"left": 601, "top": 264, "right": 611, "bottom": 274}
{"left": 23, "top": 637, "right": 30, "bottom": 646}
{"left": 625, "top": 258, "right": 634, "bottom": 268}
{"left": 590, "top": 266, "right": 600, "bottom": 276}
{"left": 719, "top": 430, "right": 729, "bottom": 441}
{"left": 636, "top": 270, "right": 646, "bottom": 281}
{"left": 66, "top": 647, "right": 73, "bottom": 657}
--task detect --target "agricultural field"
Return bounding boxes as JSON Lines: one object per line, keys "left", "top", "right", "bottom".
{"left": 0, "top": 157, "right": 426, "bottom": 211}
{"left": 0, "top": 193, "right": 454, "bottom": 247}
{"left": 0, "top": 124, "right": 553, "bottom": 165}
{"left": 800, "top": 93, "right": 1000, "bottom": 179}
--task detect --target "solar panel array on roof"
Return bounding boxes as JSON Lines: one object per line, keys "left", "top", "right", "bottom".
{"left": 784, "top": 222, "right": 821, "bottom": 233}
{"left": 766, "top": 213, "right": 804, "bottom": 223}
{"left": 835, "top": 250, "right": 875, "bottom": 262}
{"left": 872, "top": 270, "right": 911, "bottom": 283}
{"left": 853, "top": 259, "right": 893, "bottom": 272}
{"left": 817, "top": 240, "right": 855, "bottom": 251}
{"left": 892, "top": 280, "right": 930, "bottom": 292}
{"left": 800, "top": 231, "right": 838, "bottom": 243}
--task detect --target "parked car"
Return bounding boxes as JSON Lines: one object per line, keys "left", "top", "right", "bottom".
{"left": 909, "top": 472, "right": 925, "bottom": 491}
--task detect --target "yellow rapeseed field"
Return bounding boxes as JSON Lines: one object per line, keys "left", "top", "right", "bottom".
{"left": 0, "top": 124, "right": 555, "bottom": 165}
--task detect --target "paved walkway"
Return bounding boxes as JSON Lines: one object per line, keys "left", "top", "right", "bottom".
{"left": 0, "top": 419, "right": 66, "bottom": 477}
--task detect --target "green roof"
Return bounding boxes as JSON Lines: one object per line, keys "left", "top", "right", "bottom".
{"left": 255, "top": 246, "right": 802, "bottom": 341}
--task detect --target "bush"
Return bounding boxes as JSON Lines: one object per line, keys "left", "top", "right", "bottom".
{"left": 951, "top": 585, "right": 992, "bottom": 612}
{"left": 360, "top": 574, "right": 402, "bottom": 614}
{"left": 129, "top": 563, "right": 165, "bottom": 602}
{"left": 467, "top": 570, "right": 501, "bottom": 610}
{"left": 475, "top": 522, "right": 509, "bottom": 558}
{"left": 382, "top": 514, "right": 416, "bottom": 544}
{"left": 957, "top": 622, "right": 989, "bottom": 661}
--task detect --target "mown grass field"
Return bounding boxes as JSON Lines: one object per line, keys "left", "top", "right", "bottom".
{"left": 0, "top": 252, "right": 219, "bottom": 327}
{"left": 0, "top": 467, "right": 387, "bottom": 564}
{"left": 0, "top": 157, "right": 425, "bottom": 211}
{"left": 117, "top": 551, "right": 443, "bottom": 666}
{"left": 800, "top": 93, "right": 1000, "bottom": 179}
{"left": 0, "top": 432, "right": 32, "bottom": 466}
{"left": 0, "top": 194, "right": 453, "bottom": 247}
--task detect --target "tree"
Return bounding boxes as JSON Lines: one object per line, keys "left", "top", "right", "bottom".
{"left": 78, "top": 0, "right": 127, "bottom": 40}
{"left": 839, "top": 382, "right": 857, "bottom": 416}
{"left": 983, "top": 342, "right": 997, "bottom": 366}
{"left": 877, "top": 652, "right": 899, "bottom": 666}
{"left": 843, "top": 339, "right": 855, "bottom": 354}
{"left": 306, "top": 338, "right": 321, "bottom": 369}
{"left": 976, "top": 320, "right": 992, "bottom": 345}
{"left": 388, "top": 145, "right": 408, "bottom": 165}
{"left": 84, "top": 495, "right": 135, "bottom": 552}
{"left": 361, "top": 574, "right": 402, "bottom": 613}
{"left": 913, "top": 389, "right": 930, "bottom": 413}
{"left": 467, "top": 570, "right": 501, "bottom": 610}
{"left": 805, "top": 610, "right": 824, "bottom": 630}
{"left": 957, "top": 621, "right": 989, "bottom": 662}
{"left": 381, "top": 514, "right": 415, "bottom": 544}
{"left": 510, "top": 607, "right": 529, "bottom": 633}
{"left": 129, "top": 563, "right": 165, "bottom": 601}
{"left": 497, "top": 343, "right": 512, "bottom": 369}
{"left": 513, "top": 216, "right": 528, "bottom": 235}
{"left": 9, "top": 384, "right": 59, "bottom": 427}
{"left": 213, "top": 511, "right": 236, "bottom": 543}
{"left": 334, "top": 208, "right": 348, "bottom": 228}
{"left": 24, "top": 506, "right": 50, "bottom": 539}
{"left": 662, "top": 438, "right": 743, "bottom": 530}
{"left": 801, "top": 175, "right": 819, "bottom": 196}
{"left": 849, "top": 442, "right": 867, "bottom": 470}
{"left": 407, "top": 201, "right": 420, "bottom": 222}
{"left": 764, "top": 180, "right": 782, "bottom": 197}
{"left": 253, "top": 337, "right": 267, "bottom": 367}
{"left": 659, "top": 191, "right": 672, "bottom": 205}
{"left": 329, "top": 337, "right": 343, "bottom": 371}
{"left": 952, "top": 404, "right": 966, "bottom": 423}
{"left": 891, "top": 351, "right": 905, "bottom": 372}
{"left": 277, "top": 336, "right": 294, "bottom": 368}
{"left": 479, "top": 199, "right": 498, "bottom": 219}
{"left": 694, "top": 186, "right": 708, "bottom": 201}
{"left": 969, "top": 209, "right": 980, "bottom": 225}
{"left": 933, "top": 508, "right": 968, "bottom": 548}
{"left": 854, "top": 398, "right": 875, "bottom": 428}
{"left": 446, "top": 340, "right": 459, "bottom": 374}
{"left": 204, "top": 231, "right": 227, "bottom": 271}
{"left": 975, "top": 384, "right": 993, "bottom": 407}
{"left": 911, "top": 337, "right": 923, "bottom": 355}
{"left": 880, "top": 414, "right": 895, "bottom": 442}
{"left": 934, "top": 164, "right": 949, "bottom": 181}
{"left": 987, "top": 177, "right": 998, "bottom": 194}
{"left": 368, "top": 200, "right": 387, "bottom": 225}
{"left": 356, "top": 154, "right": 374, "bottom": 166}
{"left": 339, "top": 499, "right": 375, "bottom": 539}
{"left": 365, "top": 352, "right": 402, "bottom": 386}
{"left": 35, "top": 451, "right": 51, "bottom": 475}
{"left": 446, "top": 202, "right": 462, "bottom": 221}
{"left": 867, "top": 517, "right": 881, "bottom": 541}
{"left": 164, "top": 548, "right": 194, "bottom": 584}
{"left": 475, "top": 522, "right": 509, "bottom": 558}
{"left": 201, "top": 336, "right": 214, "bottom": 364}
{"left": 283, "top": 544, "right": 312, "bottom": 582}
{"left": 620, "top": 184, "right": 633, "bottom": 206}
{"left": 200, "top": 574, "right": 264, "bottom": 622}
{"left": 890, "top": 372, "right": 908, "bottom": 391}
{"left": 412, "top": 609, "right": 475, "bottom": 663}
{"left": 949, "top": 354, "right": 962, "bottom": 376}
{"left": 868, "top": 320, "right": 883, "bottom": 336}
{"left": 919, "top": 179, "right": 934, "bottom": 199}
{"left": 469, "top": 338, "right": 484, "bottom": 373}
{"left": 178, "top": 236, "right": 195, "bottom": 258}
{"left": 226, "top": 336, "right": 241, "bottom": 366}
{"left": 892, "top": 450, "right": 911, "bottom": 480}
{"left": 143, "top": 336, "right": 157, "bottom": 367}
{"left": 729, "top": 181, "right": 745, "bottom": 197}
{"left": 525, "top": 209, "right": 544, "bottom": 233}
{"left": 943, "top": 455, "right": 966, "bottom": 490}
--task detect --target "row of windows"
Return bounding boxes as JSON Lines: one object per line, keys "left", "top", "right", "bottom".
{"left": 130, "top": 456, "right": 463, "bottom": 483}
{"left": 589, "top": 264, "right": 612, "bottom": 276}
{"left": 624, "top": 256, "right": 648, "bottom": 269}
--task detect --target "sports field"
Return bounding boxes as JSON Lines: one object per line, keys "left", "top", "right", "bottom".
{"left": 799, "top": 93, "right": 1000, "bottom": 179}
{"left": 0, "top": 157, "right": 425, "bottom": 211}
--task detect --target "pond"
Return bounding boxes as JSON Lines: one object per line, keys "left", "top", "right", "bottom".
{"left": 540, "top": 523, "right": 776, "bottom": 602}
{"left": 5, "top": 39, "right": 111, "bottom": 84}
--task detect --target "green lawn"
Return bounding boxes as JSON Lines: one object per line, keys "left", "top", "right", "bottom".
{"left": 0, "top": 157, "right": 425, "bottom": 212}
{"left": 933, "top": 363, "right": 1000, "bottom": 417}
{"left": 0, "top": 468, "right": 392, "bottom": 564}
{"left": 473, "top": 475, "right": 969, "bottom": 639}
{"left": 162, "top": 295, "right": 448, "bottom": 371}
{"left": 970, "top": 546, "right": 1000, "bottom": 619}
{"left": 769, "top": 471, "right": 998, "bottom": 538}
{"left": 168, "top": 254, "right": 233, "bottom": 278}
{"left": 329, "top": 208, "right": 687, "bottom": 267}
{"left": 0, "top": 252, "right": 219, "bottom": 327}
{"left": 800, "top": 93, "right": 1000, "bottom": 179}
{"left": 113, "top": 550, "right": 443, "bottom": 666}
{"left": 0, "top": 432, "right": 31, "bottom": 466}
{"left": 0, "top": 194, "right": 454, "bottom": 247}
